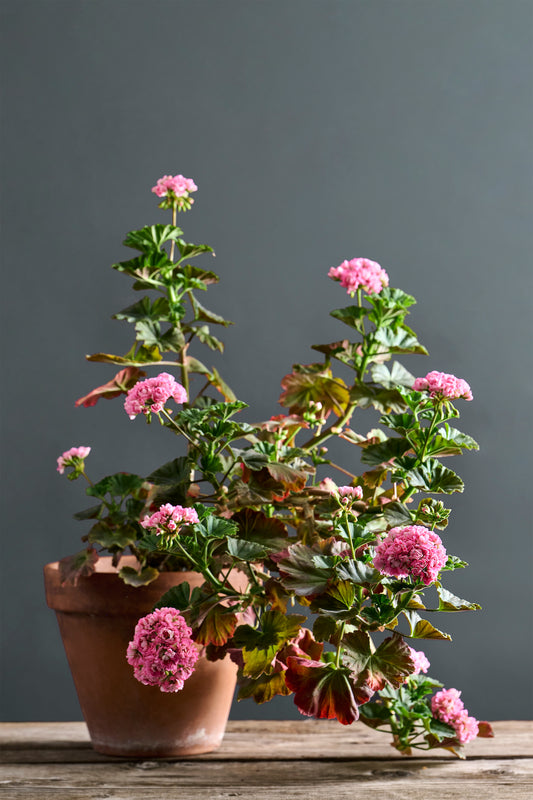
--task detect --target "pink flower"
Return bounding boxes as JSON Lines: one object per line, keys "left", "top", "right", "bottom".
{"left": 413, "top": 371, "right": 473, "bottom": 401}
{"left": 319, "top": 479, "right": 363, "bottom": 503}
{"left": 407, "top": 646, "right": 430, "bottom": 675}
{"left": 328, "top": 258, "right": 389, "bottom": 295}
{"left": 338, "top": 485, "right": 363, "bottom": 502}
{"left": 151, "top": 174, "right": 198, "bottom": 198}
{"left": 373, "top": 524, "right": 447, "bottom": 586}
{"left": 126, "top": 607, "right": 199, "bottom": 693}
{"left": 431, "top": 688, "right": 479, "bottom": 743}
{"left": 124, "top": 373, "right": 187, "bottom": 419}
{"left": 453, "top": 712, "right": 480, "bottom": 744}
{"left": 56, "top": 446, "right": 91, "bottom": 474}
{"left": 141, "top": 503, "right": 200, "bottom": 536}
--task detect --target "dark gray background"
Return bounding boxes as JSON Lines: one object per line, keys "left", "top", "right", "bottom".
{"left": 1, "top": 0, "right": 532, "bottom": 722}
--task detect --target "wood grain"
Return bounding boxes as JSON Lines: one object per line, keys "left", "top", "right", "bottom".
{"left": 0, "top": 721, "right": 531, "bottom": 800}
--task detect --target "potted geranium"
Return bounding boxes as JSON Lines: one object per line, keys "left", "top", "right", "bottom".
{"left": 46, "top": 173, "right": 493, "bottom": 758}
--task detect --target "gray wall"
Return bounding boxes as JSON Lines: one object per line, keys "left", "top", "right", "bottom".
{"left": 1, "top": 0, "right": 532, "bottom": 722}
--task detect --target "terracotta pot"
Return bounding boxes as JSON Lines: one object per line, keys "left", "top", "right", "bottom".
{"left": 44, "top": 556, "right": 238, "bottom": 757}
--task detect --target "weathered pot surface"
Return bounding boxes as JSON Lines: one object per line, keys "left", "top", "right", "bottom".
{"left": 44, "top": 556, "right": 238, "bottom": 757}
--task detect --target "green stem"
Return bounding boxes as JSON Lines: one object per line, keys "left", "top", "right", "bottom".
{"left": 418, "top": 406, "right": 440, "bottom": 463}
{"left": 80, "top": 470, "right": 94, "bottom": 487}
{"left": 344, "top": 512, "right": 356, "bottom": 560}
{"left": 170, "top": 203, "right": 177, "bottom": 262}
{"left": 160, "top": 408, "right": 195, "bottom": 444}
{"left": 302, "top": 401, "right": 357, "bottom": 449}
{"left": 334, "top": 621, "right": 347, "bottom": 668}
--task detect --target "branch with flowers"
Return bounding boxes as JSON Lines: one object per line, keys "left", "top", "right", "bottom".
{"left": 57, "top": 174, "right": 493, "bottom": 757}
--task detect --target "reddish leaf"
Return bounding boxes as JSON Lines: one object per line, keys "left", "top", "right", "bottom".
{"left": 275, "top": 628, "right": 324, "bottom": 670}
{"left": 285, "top": 657, "right": 373, "bottom": 725}
{"left": 75, "top": 367, "right": 146, "bottom": 408}
{"left": 279, "top": 364, "right": 350, "bottom": 417}
{"left": 264, "top": 578, "right": 292, "bottom": 613}
{"left": 275, "top": 540, "right": 340, "bottom": 596}
{"left": 477, "top": 721, "right": 494, "bottom": 738}
{"left": 58, "top": 548, "right": 99, "bottom": 586}
{"left": 194, "top": 605, "right": 238, "bottom": 647}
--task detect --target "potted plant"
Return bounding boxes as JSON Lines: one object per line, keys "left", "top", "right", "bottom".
{"left": 46, "top": 173, "right": 493, "bottom": 758}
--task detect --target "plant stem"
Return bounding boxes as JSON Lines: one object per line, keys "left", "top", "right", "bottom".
{"left": 160, "top": 408, "right": 195, "bottom": 444}
{"left": 334, "top": 621, "right": 347, "bottom": 668}
{"left": 418, "top": 406, "right": 439, "bottom": 463}
{"left": 170, "top": 204, "right": 177, "bottom": 262}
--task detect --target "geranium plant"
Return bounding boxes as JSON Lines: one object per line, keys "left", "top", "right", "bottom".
{"left": 57, "top": 174, "right": 493, "bottom": 757}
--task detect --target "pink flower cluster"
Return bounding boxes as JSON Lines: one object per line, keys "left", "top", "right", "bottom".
{"left": 56, "top": 446, "right": 91, "bottom": 474}
{"left": 141, "top": 503, "right": 200, "bottom": 536}
{"left": 407, "top": 646, "right": 430, "bottom": 675}
{"left": 124, "top": 373, "right": 187, "bottom": 419}
{"left": 373, "top": 525, "right": 447, "bottom": 586}
{"left": 413, "top": 371, "right": 473, "bottom": 401}
{"left": 320, "top": 478, "right": 363, "bottom": 503}
{"left": 431, "top": 688, "right": 480, "bottom": 743}
{"left": 151, "top": 174, "right": 198, "bottom": 199}
{"left": 328, "top": 258, "right": 389, "bottom": 295}
{"left": 126, "top": 607, "right": 199, "bottom": 693}
{"left": 338, "top": 485, "right": 363, "bottom": 502}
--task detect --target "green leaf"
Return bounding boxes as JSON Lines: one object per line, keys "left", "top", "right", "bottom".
{"left": 436, "top": 586, "right": 481, "bottom": 612}
{"left": 403, "top": 611, "right": 452, "bottom": 640}
{"left": 118, "top": 565, "right": 159, "bottom": 587}
{"left": 123, "top": 224, "right": 183, "bottom": 253}
{"left": 428, "top": 718, "right": 457, "bottom": 741}
{"left": 146, "top": 457, "right": 191, "bottom": 486}
{"left": 330, "top": 306, "right": 368, "bottom": 328}
{"left": 360, "top": 437, "right": 412, "bottom": 466}
{"left": 113, "top": 297, "right": 172, "bottom": 323}
{"left": 401, "top": 460, "right": 464, "bottom": 494}
{"left": 196, "top": 325, "right": 224, "bottom": 352}
{"left": 87, "top": 473, "right": 144, "bottom": 499}
{"left": 87, "top": 521, "right": 138, "bottom": 550}
{"left": 226, "top": 539, "right": 270, "bottom": 561}
{"left": 153, "top": 582, "right": 202, "bottom": 612}
{"left": 240, "top": 450, "right": 270, "bottom": 470}
{"left": 380, "top": 412, "right": 417, "bottom": 435}
{"left": 342, "top": 631, "right": 414, "bottom": 690}
{"left": 442, "top": 555, "right": 468, "bottom": 571}
{"left": 336, "top": 560, "right": 381, "bottom": 584}
{"left": 86, "top": 344, "right": 163, "bottom": 367}
{"left": 176, "top": 240, "right": 215, "bottom": 259}
{"left": 182, "top": 263, "right": 219, "bottom": 285}
{"left": 190, "top": 296, "right": 233, "bottom": 327}
{"left": 428, "top": 425, "right": 480, "bottom": 457}
{"left": 233, "top": 611, "right": 306, "bottom": 677}
{"left": 359, "top": 701, "right": 393, "bottom": 728}
{"left": 374, "top": 327, "right": 428, "bottom": 355}
{"left": 313, "top": 615, "right": 339, "bottom": 643}
{"left": 237, "top": 671, "right": 291, "bottom": 704}
{"left": 209, "top": 367, "right": 237, "bottom": 402}
{"left": 73, "top": 504, "right": 103, "bottom": 521}
{"left": 371, "top": 362, "right": 416, "bottom": 390}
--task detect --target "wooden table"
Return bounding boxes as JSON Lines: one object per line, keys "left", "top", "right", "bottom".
{"left": 1, "top": 720, "right": 531, "bottom": 799}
